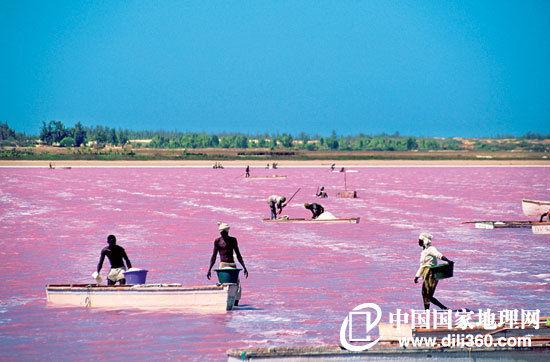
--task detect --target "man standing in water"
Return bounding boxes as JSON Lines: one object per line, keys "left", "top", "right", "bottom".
{"left": 96, "top": 235, "right": 132, "bottom": 285}
{"left": 267, "top": 195, "right": 287, "bottom": 219}
{"left": 207, "top": 222, "right": 248, "bottom": 306}
{"left": 414, "top": 232, "right": 453, "bottom": 310}
{"left": 245, "top": 165, "right": 250, "bottom": 178}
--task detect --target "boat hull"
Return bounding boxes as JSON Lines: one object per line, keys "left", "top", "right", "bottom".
{"left": 46, "top": 284, "right": 238, "bottom": 312}
{"left": 263, "top": 217, "right": 360, "bottom": 224}
{"left": 532, "top": 224, "right": 550, "bottom": 235}
{"left": 470, "top": 220, "right": 550, "bottom": 234}
{"left": 522, "top": 199, "right": 550, "bottom": 216}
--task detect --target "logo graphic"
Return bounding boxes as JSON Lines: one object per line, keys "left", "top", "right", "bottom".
{"left": 340, "top": 303, "right": 382, "bottom": 351}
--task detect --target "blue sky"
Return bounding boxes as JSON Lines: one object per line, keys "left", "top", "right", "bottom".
{"left": 1, "top": 1, "right": 549, "bottom": 136}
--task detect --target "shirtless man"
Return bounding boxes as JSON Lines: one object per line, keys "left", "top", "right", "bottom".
{"left": 304, "top": 203, "right": 325, "bottom": 219}
{"left": 96, "top": 235, "right": 132, "bottom": 285}
{"left": 206, "top": 222, "right": 248, "bottom": 305}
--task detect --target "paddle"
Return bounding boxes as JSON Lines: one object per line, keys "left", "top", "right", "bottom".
{"left": 281, "top": 188, "right": 301, "bottom": 210}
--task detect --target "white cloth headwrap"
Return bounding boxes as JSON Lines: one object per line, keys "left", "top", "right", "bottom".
{"left": 218, "top": 222, "right": 230, "bottom": 231}
{"left": 418, "top": 232, "right": 433, "bottom": 247}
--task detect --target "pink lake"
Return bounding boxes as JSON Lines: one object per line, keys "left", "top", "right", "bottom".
{"left": 0, "top": 166, "right": 548, "bottom": 361}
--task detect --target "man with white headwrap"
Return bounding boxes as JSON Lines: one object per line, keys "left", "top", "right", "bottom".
{"left": 414, "top": 232, "right": 453, "bottom": 310}
{"left": 267, "top": 195, "right": 287, "bottom": 219}
{"left": 207, "top": 222, "right": 248, "bottom": 305}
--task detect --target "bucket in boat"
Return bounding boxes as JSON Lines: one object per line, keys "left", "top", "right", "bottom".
{"left": 123, "top": 268, "right": 148, "bottom": 284}
{"left": 214, "top": 268, "right": 241, "bottom": 284}
{"left": 430, "top": 262, "right": 454, "bottom": 280}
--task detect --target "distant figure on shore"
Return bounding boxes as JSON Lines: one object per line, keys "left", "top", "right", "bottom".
{"left": 316, "top": 186, "right": 328, "bottom": 198}
{"left": 267, "top": 195, "right": 287, "bottom": 219}
{"left": 414, "top": 233, "right": 453, "bottom": 310}
{"left": 330, "top": 163, "right": 335, "bottom": 171}
{"left": 304, "top": 203, "right": 325, "bottom": 219}
{"left": 96, "top": 235, "right": 132, "bottom": 286}
{"left": 245, "top": 165, "right": 250, "bottom": 178}
{"left": 207, "top": 222, "right": 248, "bottom": 306}
{"left": 540, "top": 210, "right": 550, "bottom": 222}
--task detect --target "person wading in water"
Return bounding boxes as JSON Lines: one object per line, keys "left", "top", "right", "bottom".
{"left": 207, "top": 222, "right": 249, "bottom": 306}
{"left": 96, "top": 235, "right": 132, "bottom": 286}
{"left": 414, "top": 232, "right": 453, "bottom": 310}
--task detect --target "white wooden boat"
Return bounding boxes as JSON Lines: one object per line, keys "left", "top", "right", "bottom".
{"left": 263, "top": 217, "right": 360, "bottom": 224}
{"left": 46, "top": 283, "right": 238, "bottom": 312}
{"left": 466, "top": 220, "right": 550, "bottom": 230}
{"left": 246, "top": 175, "right": 287, "bottom": 180}
{"left": 522, "top": 199, "right": 550, "bottom": 216}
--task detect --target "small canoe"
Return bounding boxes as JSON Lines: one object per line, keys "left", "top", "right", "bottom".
{"left": 46, "top": 283, "right": 238, "bottom": 312}
{"left": 522, "top": 199, "right": 550, "bottom": 216}
{"left": 263, "top": 217, "right": 360, "bottom": 224}
{"left": 465, "top": 220, "right": 550, "bottom": 230}
{"left": 247, "top": 175, "right": 287, "bottom": 180}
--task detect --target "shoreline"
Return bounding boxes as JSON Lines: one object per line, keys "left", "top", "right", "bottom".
{"left": 1, "top": 160, "right": 549, "bottom": 167}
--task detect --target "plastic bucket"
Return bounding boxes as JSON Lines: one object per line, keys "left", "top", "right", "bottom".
{"left": 430, "top": 262, "right": 454, "bottom": 280}
{"left": 123, "top": 269, "right": 148, "bottom": 284}
{"left": 214, "top": 268, "right": 241, "bottom": 284}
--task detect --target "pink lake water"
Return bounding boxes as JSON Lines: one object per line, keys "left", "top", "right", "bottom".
{"left": 0, "top": 166, "right": 548, "bottom": 361}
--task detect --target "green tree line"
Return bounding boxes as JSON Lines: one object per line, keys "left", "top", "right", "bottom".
{"left": 0, "top": 121, "right": 548, "bottom": 152}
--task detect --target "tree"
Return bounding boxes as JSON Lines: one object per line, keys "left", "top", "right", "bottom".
{"left": 60, "top": 136, "right": 75, "bottom": 147}
{"left": 279, "top": 133, "right": 293, "bottom": 148}
{"left": 328, "top": 131, "right": 339, "bottom": 150}
{"left": 406, "top": 137, "right": 418, "bottom": 150}
{"left": 50, "top": 121, "right": 68, "bottom": 143}
{"left": 0, "top": 122, "right": 16, "bottom": 141}
{"left": 108, "top": 128, "right": 117, "bottom": 145}
{"left": 117, "top": 129, "right": 129, "bottom": 146}
{"left": 72, "top": 122, "right": 86, "bottom": 147}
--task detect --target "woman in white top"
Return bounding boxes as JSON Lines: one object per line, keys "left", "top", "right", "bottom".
{"left": 414, "top": 232, "right": 453, "bottom": 310}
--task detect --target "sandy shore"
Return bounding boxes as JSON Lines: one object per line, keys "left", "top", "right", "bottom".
{"left": 1, "top": 160, "right": 549, "bottom": 167}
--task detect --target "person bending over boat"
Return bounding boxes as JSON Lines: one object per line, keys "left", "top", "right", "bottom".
{"left": 96, "top": 235, "right": 132, "bottom": 286}
{"left": 304, "top": 202, "right": 325, "bottom": 219}
{"left": 267, "top": 195, "right": 287, "bottom": 219}
{"left": 207, "top": 222, "right": 248, "bottom": 306}
{"left": 540, "top": 210, "right": 550, "bottom": 222}
{"left": 414, "top": 232, "right": 453, "bottom": 310}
